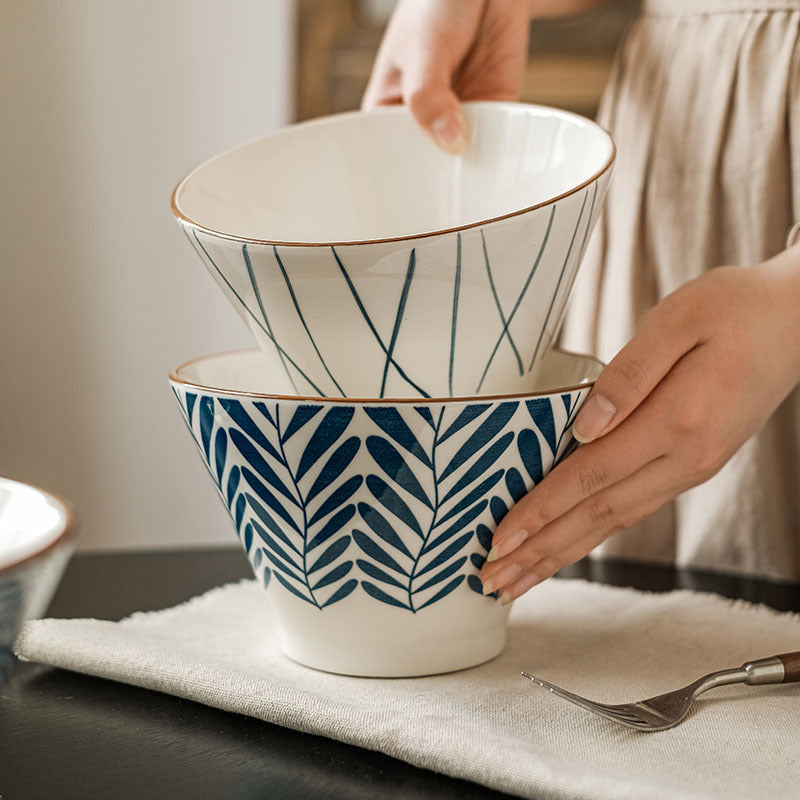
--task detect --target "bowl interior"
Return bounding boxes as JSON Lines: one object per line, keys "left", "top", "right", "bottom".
{"left": 173, "top": 102, "right": 614, "bottom": 244}
{"left": 172, "top": 347, "right": 603, "bottom": 399}
{"left": 0, "top": 478, "right": 70, "bottom": 570}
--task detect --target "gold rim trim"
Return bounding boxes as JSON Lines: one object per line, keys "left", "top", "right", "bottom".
{"left": 169, "top": 348, "right": 603, "bottom": 404}
{"left": 170, "top": 103, "right": 616, "bottom": 248}
{"left": 0, "top": 478, "right": 77, "bottom": 577}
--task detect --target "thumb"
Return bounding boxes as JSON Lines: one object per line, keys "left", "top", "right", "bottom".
{"left": 572, "top": 301, "right": 700, "bottom": 443}
{"left": 402, "top": 49, "right": 470, "bottom": 154}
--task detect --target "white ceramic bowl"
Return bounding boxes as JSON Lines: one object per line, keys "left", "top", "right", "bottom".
{"left": 170, "top": 348, "right": 602, "bottom": 676}
{"left": 0, "top": 478, "right": 76, "bottom": 684}
{"left": 172, "top": 102, "right": 614, "bottom": 399}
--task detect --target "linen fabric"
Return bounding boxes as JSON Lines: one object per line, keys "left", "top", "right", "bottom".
{"left": 560, "top": 0, "right": 800, "bottom": 579}
{"left": 15, "top": 578, "right": 800, "bottom": 800}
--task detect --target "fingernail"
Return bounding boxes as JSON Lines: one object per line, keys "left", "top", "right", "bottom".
{"left": 488, "top": 528, "right": 529, "bottom": 562}
{"left": 430, "top": 112, "right": 469, "bottom": 154}
{"left": 482, "top": 563, "right": 522, "bottom": 595}
{"left": 500, "top": 592, "right": 513, "bottom": 606}
{"left": 573, "top": 394, "right": 616, "bottom": 443}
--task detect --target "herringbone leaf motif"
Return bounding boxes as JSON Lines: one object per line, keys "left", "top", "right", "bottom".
{"left": 174, "top": 387, "right": 586, "bottom": 612}
{"left": 465, "top": 390, "right": 586, "bottom": 595}
{"left": 177, "top": 389, "right": 363, "bottom": 607}
{"left": 174, "top": 389, "right": 270, "bottom": 587}
{"left": 355, "top": 402, "right": 523, "bottom": 611}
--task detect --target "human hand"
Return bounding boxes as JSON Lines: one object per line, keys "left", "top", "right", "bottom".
{"left": 362, "top": 0, "right": 532, "bottom": 152}
{"left": 479, "top": 253, "right": 800, "bottom": 602}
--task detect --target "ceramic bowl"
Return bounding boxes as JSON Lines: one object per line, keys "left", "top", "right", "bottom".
{"left": 171, "top": 102, "right": 614, "bottom": 399}
{"left": 0, "top": 478, "right": 76, "bottom": 684}
{"left": 169, "top": 348, "right": 602, "bottom": 676}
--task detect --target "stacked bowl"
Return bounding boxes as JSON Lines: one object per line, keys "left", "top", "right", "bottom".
{"left": 170, "top": 102, "right": 614, "bottom": 677}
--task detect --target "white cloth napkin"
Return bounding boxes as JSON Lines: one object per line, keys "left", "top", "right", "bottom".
{"left": 15, "top": 578, "right": 800, "bottom": 800}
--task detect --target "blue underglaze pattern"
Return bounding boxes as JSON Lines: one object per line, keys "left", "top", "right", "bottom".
{"left": 187, "top": 184, "right": 602, "bottom": 399}
{"left": 173, "top": 387, "right": 585, "bottom": 612}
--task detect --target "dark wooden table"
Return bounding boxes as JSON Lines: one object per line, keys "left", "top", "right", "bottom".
{"left": 2, "top": 548, "right": 799, "bottom": 800}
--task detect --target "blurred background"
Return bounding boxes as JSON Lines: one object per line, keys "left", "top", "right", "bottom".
{"left": 0, "top": 0, "right": 638, "bottom": 552}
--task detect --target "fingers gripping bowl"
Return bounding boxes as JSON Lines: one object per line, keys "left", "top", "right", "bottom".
{"left": 171, "top": 102, "right": 614, "bottom": 399}
{"left": 170, "top": 349, "right": 602, "bottom": 676}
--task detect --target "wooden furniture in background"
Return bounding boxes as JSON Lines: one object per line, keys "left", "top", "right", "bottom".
{"left": 295, "top": 0, "right": 641, "bottom": 122}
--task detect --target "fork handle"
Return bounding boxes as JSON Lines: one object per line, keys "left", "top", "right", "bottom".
{"left": 777, "top": 651, "right": 800, "bottom": 682}
{"left": 742, "top": 651, "right": 800, "bottom": 684}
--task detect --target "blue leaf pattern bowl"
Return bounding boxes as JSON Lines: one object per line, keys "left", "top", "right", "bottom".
{"left": 172, "top": 102, "right": 614, "bottom": 399}
{"left": 0, "top": 478, "right": 76, "bottom": 685}
{"left": 170, "top": 349, "right": 602, "bottom": 676}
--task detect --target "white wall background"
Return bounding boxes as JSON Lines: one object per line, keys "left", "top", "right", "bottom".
{"left": 0, "top": 0, "right": 294, "bottom": 550}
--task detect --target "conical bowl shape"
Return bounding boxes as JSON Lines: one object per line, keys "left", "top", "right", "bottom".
{"left": 169, "top": 348, "right": 602, "bottom": 676}
{"left": 172, "top": 102, "right": 614, "bottom": 399}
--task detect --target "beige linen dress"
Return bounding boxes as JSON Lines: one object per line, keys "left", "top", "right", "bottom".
{"left": 560, "top": 0, "right": 800, "bottom": 580}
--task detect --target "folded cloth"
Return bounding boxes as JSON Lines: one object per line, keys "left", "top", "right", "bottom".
{"left": 15, "top": 578, "right": 800, "bottom": 800}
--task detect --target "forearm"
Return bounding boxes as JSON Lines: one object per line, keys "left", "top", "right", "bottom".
{"left": 480, "top": 237, "right": 800, "bottom": 601}
{"left": 760, "top": 240, "right": 800, "bottom": 383}
{"left": 528, "top": 0, "right": 614, "bottom": 20}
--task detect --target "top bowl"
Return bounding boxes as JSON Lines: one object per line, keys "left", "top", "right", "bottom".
{"left": 172, "top": 102, "right": 614, "bottom": 398}
{"left": 0, "top": 478, "right": 76, "bottom": 684}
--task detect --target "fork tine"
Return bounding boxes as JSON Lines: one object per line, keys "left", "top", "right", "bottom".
{"left": 521, "top": 672, "right": 659, "bottom": 730}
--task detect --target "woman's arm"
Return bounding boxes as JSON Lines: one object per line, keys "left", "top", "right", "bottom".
{"left": 479, "top": 243, "right": 800, "bottom": 600}
{"left": 362, "top": 0, "right": 614, "bottom": 151}
{"left": 529, "top": 0, "right": 613, "bottom": 18}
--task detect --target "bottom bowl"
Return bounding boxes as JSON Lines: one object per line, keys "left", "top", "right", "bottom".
{"left": 0, "top": 478, "right": 76, "bottom": 684}
{"left": 170, "top": 349, "right": 601, "bottom": 676}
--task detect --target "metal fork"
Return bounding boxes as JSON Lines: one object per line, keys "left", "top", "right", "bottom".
{"left": 522, "top": 651, "right": 800, "bottom": 731}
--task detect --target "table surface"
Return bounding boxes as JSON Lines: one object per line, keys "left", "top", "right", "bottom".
{"left": 3, "top": 548, "right": 800, "bottom": 800}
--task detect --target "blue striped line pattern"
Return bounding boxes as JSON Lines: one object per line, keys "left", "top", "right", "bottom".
{"left": 272, "top": 246, "right": 346, "bottom": 397}
{"left": 331, "top": 246, "right": 431, "bottom": 398}
{"left": 188, "top": 231, "right": 325, "bottom": 395}
{"left": 380, "top": 249, "right": 417, "bottom": 398}
{"left": 527, "top": 186, "right": 594, "bottom": 372}
{"left": 448, "top": 233, "right": 462, "bottom": 398}
{"left": 242, "top": 244, "right": 298, "bottom": 392}
{"left": 480, "top": 229, "right": 523, "bottom": 377}
{"left": 475, "top": 205, "right": 557, "bottom": 393}
{"left": 187, "top": 179, "right": 604, "bottom": 398}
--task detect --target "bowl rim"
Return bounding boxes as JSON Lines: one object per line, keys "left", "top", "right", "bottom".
{"left": 0, "top": 477, "right": 77, "bottom": 577}
{"left": 169, "top": 348, "right": 603, "bottom": 404}
{"left": 170, "top": 101, "right": 616, "bottom": 248}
